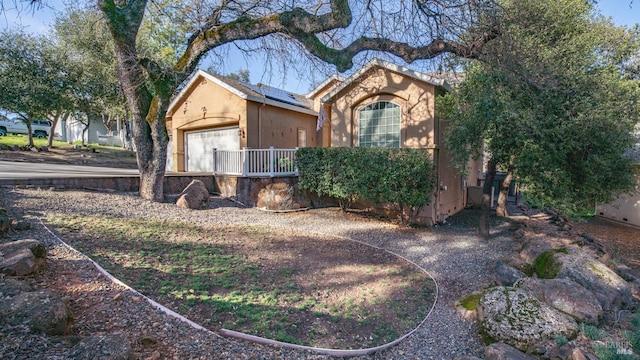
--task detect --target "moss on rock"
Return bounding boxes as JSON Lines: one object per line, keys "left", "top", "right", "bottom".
{"left": 458, "top": 292, "right": 483, "bottom": 311}
{"left": 534, "top": 248, "right": 567, "bottom": 279}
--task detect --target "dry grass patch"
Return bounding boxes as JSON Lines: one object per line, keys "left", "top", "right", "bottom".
{"left": 45, "top": 214, "right": 435, "bottom": 349}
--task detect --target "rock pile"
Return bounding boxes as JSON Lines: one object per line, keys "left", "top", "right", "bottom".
{"left": 458, "top": 212, "right": 640, "bottom": 359}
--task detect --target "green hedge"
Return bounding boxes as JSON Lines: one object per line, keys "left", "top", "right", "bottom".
{"left": 296, "top": 147, "right": 436, "bottom": 225}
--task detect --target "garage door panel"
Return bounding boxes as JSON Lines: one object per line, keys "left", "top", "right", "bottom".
{"left": 186, "top": 127, "right": 239, "bottom": 172}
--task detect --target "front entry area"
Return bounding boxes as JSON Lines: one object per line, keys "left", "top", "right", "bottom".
{"left": 185, "top": 127, "right": 239, "bottom": 172}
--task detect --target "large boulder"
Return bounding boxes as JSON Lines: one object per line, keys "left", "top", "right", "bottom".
{"left": 0, "top": 289, "right": 73, "bottom": 335}
{"left": 0, "top": 278, "right": 34, "bottom": 297}
{"left": 478, "top": 287, "right": 578, "bottom": 352}
{"left": 0, "top": 239, "right": 47, "bottom": 276}
{"left": 484, "top": 342, "right": 537, "bottom": 360}
{"left": 256, "top": 182, "right": 309, "bottom": 210}
{"left": 493, "top": 261, "right": 527, "bottom": 286}
{"left": 68, "top": 333, "right": 132, "bottom": 360}
{"left": 519, "top": 235, "right": 556, "bottom": 264}
{"left": 176, "top": 180, "right": 210, "bottom": 210}
{"left": 519, "top": 234, "right": 574, "bottom": 264}
{"left": 516, "top": 278, "right": 602, "bottom": 325}
{"left": 550, "top": 248, "right": 633, "bottom": 311}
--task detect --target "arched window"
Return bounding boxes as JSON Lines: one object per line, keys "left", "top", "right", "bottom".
{"left": 358, "top": 101, "right": 401, "bottom": 147}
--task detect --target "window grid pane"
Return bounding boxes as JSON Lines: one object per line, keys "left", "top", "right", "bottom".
{"left": 358, "top": 101, "right": 400, "bottom": 148}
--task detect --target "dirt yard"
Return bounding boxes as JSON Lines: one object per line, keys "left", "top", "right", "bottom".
{"left": 572, "top": 217, "right": 640, "bottom": 269}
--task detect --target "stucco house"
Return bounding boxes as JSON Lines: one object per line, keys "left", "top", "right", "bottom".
{"left": 596, "top": 146, "right": 640, "bottom": 228}
{"left": 317, "top": 59, "right": 482, "bottom": 224}
{"left": 165, "top": 59, "right": 482, "bottom": 224}
{"left": 165, "top": 70, "right": 319, "bottom": 172}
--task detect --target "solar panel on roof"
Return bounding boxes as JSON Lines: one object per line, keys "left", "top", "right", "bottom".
{"left": 244, "top": 83, "right": 306, "bottom": 108}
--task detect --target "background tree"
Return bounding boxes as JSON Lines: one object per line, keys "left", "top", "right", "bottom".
{"left": 52, "top": 8, "right": 127, "bottom": 147}
{"left": 441, "top": 0, "right": 640, "bottom": 237}
{"left": 95, "top": 0, "right": 500, "bottom": 202}
{"left": 225, "top": 69, "right": 250, "bottom": 83}
{"left": 0, "top": 30, "right": 78, "bottom": 147}
{"left": 0, "top": 9, "right": 128, "bottom": 149}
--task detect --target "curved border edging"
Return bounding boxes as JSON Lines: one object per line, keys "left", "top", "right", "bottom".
{"left": 220, "top": 230, "right": 439, "bottom": 357}
{"left": 39, "top": 219, "right": 224, "bottom": 340}
{"left": 39, "top": 217, "right": 439, "bottom": 358}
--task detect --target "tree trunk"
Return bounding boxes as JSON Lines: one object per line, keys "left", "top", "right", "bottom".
{"left": 48, "top": 112, "right": 68, "bottom": 148}
{"left": 26, "top": 117, "right": 34, "bottom": 148}
{"left": 81, "top": 115, "right": 90, "bottom": 146}
{"left": 496, "top": 156, "right": 515, "bottom": 217}
{"left": 105, "top": 16, "right": 159, "bottom": 201}
{"left": 479, "top": 158, "right": 497, "bottom": 239}
{"left": 136, "top": 97, "right": 170, "bottom": 202}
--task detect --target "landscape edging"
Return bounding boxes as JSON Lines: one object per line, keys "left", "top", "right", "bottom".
{"left": 39, "top": 217, "right": 439, "bottom": 357}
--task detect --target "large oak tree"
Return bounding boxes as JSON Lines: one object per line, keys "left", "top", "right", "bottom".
{"left": 96, "top": 0, "right": 499, "bottom": 201}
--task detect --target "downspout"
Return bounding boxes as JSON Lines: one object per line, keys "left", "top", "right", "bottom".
{"left": 434, "top": 146, "right": 440, "bottom": 225}
{"left": 258, "top": 92, "right": 266, "bottom": 148}
{"left": 434, "top": 113, "right": 441, "bottom": 225}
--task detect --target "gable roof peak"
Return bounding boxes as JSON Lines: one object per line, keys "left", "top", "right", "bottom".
{"left": 320, "top": 58, "right": 450, "bottom": 104}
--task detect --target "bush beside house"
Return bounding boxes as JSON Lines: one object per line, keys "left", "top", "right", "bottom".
{"left": 296, "top": 147, "right": 436, "bottom": 225}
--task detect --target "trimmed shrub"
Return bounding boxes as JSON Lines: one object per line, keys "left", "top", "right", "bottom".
{"left": 377, "top": 148, "right": 436, "bottom": 225}
{"left": 296, "top": 147, "right": 436, "bottom": 225}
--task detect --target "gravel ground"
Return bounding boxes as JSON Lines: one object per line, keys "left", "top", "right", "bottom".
{"left": 0, "top": 187, "right": 520, "bottom": 359}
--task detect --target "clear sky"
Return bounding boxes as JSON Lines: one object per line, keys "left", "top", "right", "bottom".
{"left": 1, "top": 0, "right": 639, "bottom": 93}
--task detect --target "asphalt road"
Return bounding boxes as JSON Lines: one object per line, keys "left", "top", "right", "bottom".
{"left": 0, "top": 160, "right": 140, "bottom": 180}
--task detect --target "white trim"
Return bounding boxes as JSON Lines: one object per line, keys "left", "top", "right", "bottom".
{"left": 321, "top": 58, "right": 450, "bottom": 104}
{"left": 305, "top": 74, "right": 345, "bottom": 99}
{"left": 245, "top": 94, "right": 318, "bottom": 116}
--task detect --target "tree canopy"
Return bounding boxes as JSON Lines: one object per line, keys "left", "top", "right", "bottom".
{"left": 0, "top": 30, "right": 78, "bottom": 146}
{"left": 93, "top": 0, "right": 500, "bottom": 201}
{"left": 0, "top": 8, "right": 129, "bottom": 147}
{"left": 52, "top": 8, "right": 127, "bottom": 140}
{"left": 440, "top": 0, "right": 640, "bottom": 216}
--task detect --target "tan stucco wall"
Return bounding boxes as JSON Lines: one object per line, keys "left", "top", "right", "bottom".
{"left": 246, "top": 102, "right": 317, "bottom": 149}
{"left": 596, "top": 166, "right": 640, "bottom": 228}
{"left": 308, "top": 79, "right": 341, "bottom": 147}
{"left": 329, "top": 67, "right": 435, "bottom": 149}
{"left": 433, "top": 137, "right": 466, "bottom": 223}
{"left": 309, "top": 78, "right": 342, "bottom": 112}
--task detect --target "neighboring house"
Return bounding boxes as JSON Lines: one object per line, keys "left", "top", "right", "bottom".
{"left": 57, "top": 115, "right": 109, "bottom": 145}
{"left": 596, "top": 146, "right": 640, "bottom": 228}
{"left": 165, "top": 70, "right": 319, "bottom": 172}
{"left": 165, "top": 59, "right": 483, "bottom": 224}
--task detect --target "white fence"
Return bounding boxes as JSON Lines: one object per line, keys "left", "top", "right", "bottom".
{"left": 213, "top": 147, "right": 298, "bottom": 177}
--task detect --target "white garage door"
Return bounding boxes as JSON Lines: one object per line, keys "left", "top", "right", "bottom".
{"left": 186, "top": 127, "right": 239, "bottom": 172}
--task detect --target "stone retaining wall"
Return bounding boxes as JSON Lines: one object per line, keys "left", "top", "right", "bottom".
{"left": 214, "top": 175, "right": 334, "bottom": 210}
{"left": 0, "top": 174, "right": 327, "bottom": 211}
{"left": 0, "top": 175, "right": 216, "bottom": 195}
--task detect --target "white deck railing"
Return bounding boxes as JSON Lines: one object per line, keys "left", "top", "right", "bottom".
{"left": 213, "top": 147, "right": 298, "bottom": 177}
